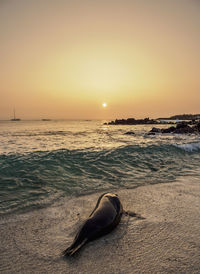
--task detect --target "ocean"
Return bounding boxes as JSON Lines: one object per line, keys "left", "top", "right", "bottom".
{"left": 0, "top": 120, "right": 200, "bottom": 216}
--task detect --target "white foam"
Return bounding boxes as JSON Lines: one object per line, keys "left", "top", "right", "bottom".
{"left": 175, "top": 142, "right": 200, "bottom": 152}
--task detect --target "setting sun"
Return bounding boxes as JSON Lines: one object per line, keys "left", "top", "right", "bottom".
{"left": 102, "top": 103, "right": 107, "bottom": 108}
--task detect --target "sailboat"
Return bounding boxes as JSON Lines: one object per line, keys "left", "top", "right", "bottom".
{"left": 11, "top": 108, "right": 21, "bottom": 121}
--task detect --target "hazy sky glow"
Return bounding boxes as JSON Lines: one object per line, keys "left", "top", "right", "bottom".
{"left": 0, "top": 0, "right": 199, "bottom": 119}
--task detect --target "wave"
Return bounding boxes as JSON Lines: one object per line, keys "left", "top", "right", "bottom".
{"left": 174, "top": 142, "right": 200, "bottom": 152}
{"left": 0, "top": 143, "right": 200, "bottom": 215}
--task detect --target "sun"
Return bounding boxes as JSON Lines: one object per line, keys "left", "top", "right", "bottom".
{"left": 102, "top": 102, "right": 107, "bottom": 108}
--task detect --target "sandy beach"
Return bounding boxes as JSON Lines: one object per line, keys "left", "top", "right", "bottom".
{"left": 1, "top": 177, "right": 200, "bottom": 273}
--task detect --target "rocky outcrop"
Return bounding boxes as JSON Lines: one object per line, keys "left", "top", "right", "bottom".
{"left": 106, "top": 117, "right": 159, "bottom": 125}
{"left": 192, "top": 122, "right": 200, "bottom": 133}
{"left": 148, "top": 122, "right": 200, "bottom": 135}
{"left": 158, "top": 114, "right": 200, "bottom": 120}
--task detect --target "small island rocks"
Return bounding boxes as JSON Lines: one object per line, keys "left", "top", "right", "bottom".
{"left": 104, "top": 114, "right": 200, "bottom": 135}
{"left": 105, "top": 117, "right": 158, "bottom": 125}
{"left": 148, "top": 121, "right": 200, "bottom": 135}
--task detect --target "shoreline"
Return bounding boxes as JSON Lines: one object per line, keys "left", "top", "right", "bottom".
{"left": 0, "top": 178, "right": 200, "bottom": 273}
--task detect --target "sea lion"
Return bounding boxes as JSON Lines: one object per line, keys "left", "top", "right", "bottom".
{"left": 63, "top": 193, "right": 123, "bottom": 256}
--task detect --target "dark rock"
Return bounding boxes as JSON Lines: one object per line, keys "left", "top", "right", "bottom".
{"left": 174, "top": 125, "right": 194, "bottom": 134}
{"left": 161, "top": 126, "right": 176, "bottom": 133}
{"left": 124, "top": 131, "right": 135, "bottom": 135}
{"left": 148, "top": 122, "right": 200, "bottom": 135}
{"left": 127, "top": 118, "right": 135, "bottom": 123}
{"left": 107, "top": 117, "right": 159, "bottom": 125}
{"left": 167, "top": 114, "right": 200, "bottom": 120}
{"left": 149, "top": 127, "right": 162, "bottom": 133}
{"left": 176, "top": 121, "right": 189, "bottom": 129}
{"left": 192, "top": 122, "right": 200, "bottom": 133}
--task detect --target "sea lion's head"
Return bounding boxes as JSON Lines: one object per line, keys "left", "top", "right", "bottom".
{"left": 104, "top": 193, "right": 118, "bottom": 198}
{"left": 104, "top": 193, "right": 122, "bottom": 213}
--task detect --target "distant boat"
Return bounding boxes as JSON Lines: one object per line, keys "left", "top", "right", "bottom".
{"left": 41, "top": 119, "right": 51, "bottom": 121}
{"left": 11, "top": 108, "right": 21, "bottom": 121}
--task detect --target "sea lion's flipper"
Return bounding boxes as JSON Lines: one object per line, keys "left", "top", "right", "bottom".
{"left": 123, "top": 210, "right": 145, "bottom": 219}
{"left": 123, "top": 210, "right": 137, "bottom": 217}
{"left": 63, "top": 238, "right": 87, "bottom": 256}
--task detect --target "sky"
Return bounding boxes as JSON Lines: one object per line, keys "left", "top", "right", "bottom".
{"left": 0, "top": 0, "right": 199, "bottom": 120}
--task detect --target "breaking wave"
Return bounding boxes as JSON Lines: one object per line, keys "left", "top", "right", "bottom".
{"left": 0, "top": 143, "right": 199, "bottom": 215}
{"left": 174, "top": 142, "right": 200, "bottom": 152}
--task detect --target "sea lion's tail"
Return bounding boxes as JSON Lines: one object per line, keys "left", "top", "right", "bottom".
{"left": 62, "top": 238, "right": 87, "bottom": 256}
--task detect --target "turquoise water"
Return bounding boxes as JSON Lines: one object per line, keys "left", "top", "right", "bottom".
{"left": 0, "top": 120, "right": 200, "bottom": 215}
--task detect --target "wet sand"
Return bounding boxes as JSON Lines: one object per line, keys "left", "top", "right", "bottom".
{"left": 0, "top": 177, "right": 200, "bottom": 273}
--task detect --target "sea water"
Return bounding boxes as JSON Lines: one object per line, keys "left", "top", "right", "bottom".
{"left": 0, "top": 119, "right": 200, "bottom": 216}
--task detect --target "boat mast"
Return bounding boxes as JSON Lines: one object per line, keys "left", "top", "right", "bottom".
{"left": 13, "top": 108, "right": 16, "bottom": 120}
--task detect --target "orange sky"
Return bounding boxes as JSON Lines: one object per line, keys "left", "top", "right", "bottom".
{"left": 0, "top": 0, "right": 199, "bottom": 119}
